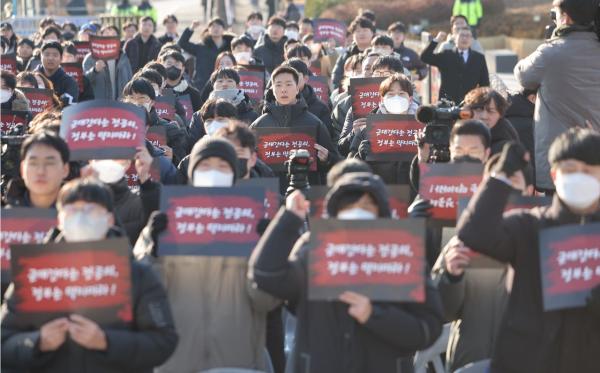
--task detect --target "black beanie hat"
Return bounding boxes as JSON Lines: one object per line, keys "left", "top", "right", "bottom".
{"left": 187, "top": 137, "right": 239, "bottom": 183}
{"left": 325, "top": 172, "right": 391, "bottom": 218}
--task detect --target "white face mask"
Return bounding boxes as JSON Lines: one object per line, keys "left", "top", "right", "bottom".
{"left": 248, "top": 25, "right": 265, "bottom": 39}
{"left": 337, "top": 208, "right": 377, "bottom": 220}
{"left": 193, "top": 169, "right": 234, "bottom": 187}
{"left": 373, "top": 48, "right": 391, "bottom": 56}
{"left": 555, "top": 172, "right": 600, "bottom": 210}
{"left": 0, "top": 89, "right": 12, "bottom": 103}
{"left": 233, "top": 51, "right": 252, "bottom": 64}
{"left": 205, "top": 120, "right": 228, "bottom": 136}
{"left": 92, "top": 160, "right": 127, "bottom": 184}
{"left": 285, "top": 30, "right": 299, "bottom": 40}
{"left": 383, "top": 95, "right": 410, "bottom": 114}
{"left": 61, "top": 211, "right": 110, "bottom": 242}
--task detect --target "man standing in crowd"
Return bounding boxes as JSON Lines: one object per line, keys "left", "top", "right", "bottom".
{"left": 125, "top": 16, "right": 162, "bottom": 74}
{"left": 421, "top": 27, "right": 489, "bottom": 105}
{"left": 439, "top": 14, "right": 484, "bottom": 53}
{"left": 35, "top": 41, "right": 79, "bottom": 103}
{"left": 332, "top": 17, "right": 376, "bottom": 89}
{"left": 387, "top": 21, "right": 428, "bottom": 80}
{"left": 514, "top": 0, "right": 600, "bottom": 194}
{"left": 253, "top": 16, "right": 288, "bottom": 75}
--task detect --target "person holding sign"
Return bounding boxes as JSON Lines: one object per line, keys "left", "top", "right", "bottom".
{"left": 34, "top": 41, "right": 79, "bottom": 104}
{"left": 134, "top": 137, "right": 279, "bottom": 372}
{"left": 159, "top": 50, "right": 202, "bottom": 112}
{"left": 1, "top": 70, "right": 32, "bottom": 124}
{"left": 457, "top": 130, "right": 600, "bottom": 373}
{"left": 2, "top": 178, "right": 178, "bottom": 372}
{"left": 250, "top": 172, "right": 443, "bottom": 372}
{"left": 250, "top": 66, "right": 341, "bottom": 186}
{"left": 61, "top": 42, "right": 95, "bottom": 102}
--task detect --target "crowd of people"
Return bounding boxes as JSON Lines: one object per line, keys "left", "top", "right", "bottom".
{"left": 1, "top": 0, "right": 600, "bottom": 372}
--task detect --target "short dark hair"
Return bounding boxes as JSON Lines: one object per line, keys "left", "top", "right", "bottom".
{"left": 122, "top": 22, "right": 137, "bottom": 31}
{"left": 140, "top": 16, "right": 156, "bottom": 27}
{"left": 136, "top": 68, "right": 163, "bottom": 87}
{"left": 208, "top": 17, "right": 226, "bottom": 28}
{"left": 210, "top": 67, "right": 240, "bottom": 85}
{"left": 214, "top": 51, "right": 236, "bottom": 70}
{"left": 159, "top": 42, "right": 183, "bottom": 55}
{"left": 372, "top": 35, "right": 394, "bottom": 48}
{"left": 247, "top": 12, "right": 263, "bottom": 22}
{"left": 160, "top": 49, "right": 186, "bottom": 65}
{"left": 327, "top": 159, "right": 373, "bottom": 186}
{"left": 387, "top": 21, "right": 407, "bottom": 34}
{"left": 464, "top": 87, "right": 510, "bottom": 117}
{"left": 271, "top": 65, "right": 299, "bottom": 84}
{"left": 100, "top": 25, "right": 120, "bottom": 38}
{"left": 301, "top": 17, "right": 313, "bottom": 27}
{"left": 143, "top": 61, "right": 167, "bottom": 80}
{"left": 215, "top": 121, "right": 257, "bottom": 151}
{"left": 62, "top": 21, "right": 78, "bottom": 32}
{"left": 21, "top": 130, "right": 70, "bottom": 164}
{"left": 200, "top": 98, "right": 238, "bottom": 121}
{"left": 268, "top": 16, "right": 286, "bottom": 29}
{"left": 57, "top": 178, "right": 114, "bottom": 213}
{"left": 286, "top": 44, "right": 311, "bottom": 60}
{"left": 122, "top": 77, "right": 156, "bottom": 100}
{"left": 450, "top": 119, "right": 492, "bottom": 149}
{"left": 557, "top": 0, "right": 600, "bottom": 25}
{"left": 61, "top": 41, "right": 77, "bottom": 56}
{"left": 1, "top": 70, "right": 17, "bottom": 90}
{"left": 359, "top": 9, "right": 376, "bottom": 23}
{"left": 41, "top": 40, "right": 63, "bottom": 55}
{"left": 301, "top": 34, "right": 314, "bottom": 44}
{"left": 450, "top": 14, "right": 469, "bottom": 26}
{"left": 349, "top": 17, "right": 376, "bottom": 34}
{"left": 372, "top": 55, "right": 404, "bottom": 73}
{"left": 42, "top": 26, "right": 62, "bottom": 40}
{"left": 548, "top": 128, "right": 600, "bottom": 165}
{"left": 284, "top": 58, "right": 310, "bottom": 77}
{"left": 284, "top": 39, "right": 299, "bottom": 50}
{"left": 18, "top": 38, "right": 35, "bottom": 49}
{"left": 163, "top": 14, "right": 178, "bottom": 25}
{"left": 16, "top": 71, "right": 39, "bottom": 88}
{"left": 286, "top": 21, "right": 299, "bottom": 30}
{"left": 379, "top": 73, "right": 413, "bottom": 97}
{"left": 231, "top": 35, "right": 254, "bottom": 50}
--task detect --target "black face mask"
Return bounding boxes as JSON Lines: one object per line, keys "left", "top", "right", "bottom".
{"left": 452, "top": 155, "right": 482, "bottom": 164}
{"left": 238, "top": 158, "right": 249, "bottom": 178}
{"left": 166, "top": 66, "right": 182, "bottom": 81}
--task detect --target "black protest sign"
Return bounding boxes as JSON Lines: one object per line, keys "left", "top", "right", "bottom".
{"left": 158, "top": 186, "right": 265, "bottom": 256}
{"left": 366, "top": 114, "right": 424, "bottom": 161}
{"left": 60, "top": 100, "right": 146, "bottom": 160}
{"left": 125, "top": 159, "right": 161, "bottom": 193}
{"left": 89, "top": 35, "right": 121, "bottom": 60}
{"left": 238, "top": 69, "right": 265, "bottom": 104}
{"left": 349, "top": 77, "right": 385, "bottom": 119}
{"left": 176, "top": 94, "right": 193, "bottom": 123}
{"left": 539, "top": 223, "right": 600, "bottom": 311}
{"left": 254, "top": 126, "right": 318, "bottom": 172}
{"left": 313, "top": 19, "right": 347, "bottom": 46}
{"left": 20, "top": 87, "right": 54, "bottom": 117}
{"left": 73, "top": 41, "right": 91, "bottom": 62}
{"left": 1, "top": 208, "right": 56, "bottom": 285}
{"left": 237, "top": 177, "right": 281, "bottom": 219}
{"left": 1, "top": 53, "right": 17, "bottom": 73}
{"left": 10, "top": 238, "right": 132, "bottom": 328}
{"left": 308, "top": 219, "right": 426, "bottom": 302}
{"left": 146, "top": 125, "right": 167, "bottom": 148}
{"left": 1, "top": 111, "right": 28, "bottom": 134}
{"left": 154, "top": 93, "right": 176, "bottom": 121}
{"left": 308, "top": 75, "right": 330, "bottom": 103}
{"left": 419, "top": 163, "right": 483, "bottom": 224}
{"left": 62, "top": 62, "right": 84, "bottom": 93}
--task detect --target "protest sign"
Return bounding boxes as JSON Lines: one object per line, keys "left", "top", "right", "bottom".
{"left": 1, "top": 53, "right": 17, "bottom": 73}
{"left": 457, "top": 194, "right": 552, "bottom": 221}
{"left": 154, "top": 93, "right": 176, "bottom": 121}
{"left": 237, "top": 177, "right": 280, "bottom": 219}
{"left": 10, "top": 238, "right": 132, "bottom": 327}
{"left": 0, "top": 111, "right": 28, "bottom": 134}
{"left": 1, "top": 208, "right": 56, "bottom": 285}
{"left": 158, "top": 186, "right": 265, "bottom": 256}
{"left": 146, "top": 125, "right": 167, "bottom": 148}
{"left": 238, "top": 69, "right": 265, "bottom": 105}
{"left": 125, "top": 159, "right": 160, "bottom": 193}
{"left": 60, "top": 100, "right": 146, "bottom": 160}
{"left": 349, "top": 77, "right": 385, "bottom": 119}
{"left": 20, "top": 87, "right": 54, "bottom": 117}
{"left": 313, "top": 19, "right": 347, "bottom": 46}
{"left": 62, "top": 62, "right": 84, "bottom": 93}
{"left": 73, "top": 40, "right": 91, "bottom": 62}
{"left": 89, "top": 35, "right": 121, "bottom": 60}
{"left": 366, "top": 114, "right": 424, "bottom": 161}
{"left": 308, "top": 75, "right": 330, "bottom": 103}
{"left": 539, "top": 223, "right": 600, "bottom": 311}
{"left": 419, "top": 163, "right": 483, "bottom": 223}
{"left": 254, "top": 126, "right": 318, "bottom": 172}
{"left": 176, "top": 95, "right": 193, "bottom": 123}
{"left": 308, "top": 219, "right": 426, "bottom": 302}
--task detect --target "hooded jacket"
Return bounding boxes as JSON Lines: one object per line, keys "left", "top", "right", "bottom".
{"left": 178, "top": 29, "right": 233, "bottom": 90}
{"left": 457, "top": 177, "right": 600, "bottom": 373}
{"left": 1, "top": 227, "right": 178, "bottom": 373}
{"left": 34, "top": 65, "right": 79, "bottom": 102}
{"left": 132, "top": 149, "right": 279, "bottom": 372}
{"left": 249, "top": 173, "right": 444, "bottom": 373}
{"left": 252, "top": 34, "right": 287, "bottom": 74}
{"left": 83, "top": 52, "right": 133, "bottom": 100}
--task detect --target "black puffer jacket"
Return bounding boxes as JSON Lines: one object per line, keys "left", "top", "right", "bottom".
{"left": 252, "top": 35, "right": 287, "bottom": 74}
{"left": 505, "top": 93, "right": 535, "bottom": 164}
{"left": 490, "top": 118, "right": 520, "bottom": 155}
{"left": 249, "top": 173, "right": 444, "bottom": 373}
{"left": 148, "top": 108, "right": 189, "bottom": 166}
{"left": 1, "top": 227, "right": 178, "bottom": 373}
{"left": 110, "top": 178, "right": 145, "bottom": 246}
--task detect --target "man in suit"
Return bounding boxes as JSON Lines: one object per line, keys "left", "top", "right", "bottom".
{"left": 420, "top": 28, "right": 489, "bottom": 104}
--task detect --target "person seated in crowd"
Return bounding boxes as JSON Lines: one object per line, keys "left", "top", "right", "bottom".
{"left": 245, "top": 11, "right": 265, "bottom": 45}
{"left": 34, "top": 41, "right": 79, "bottom": 103}
{"left": 2, "top": 178, "right": 178, "bottom": 372}
{"left": 60, "top": 42, "right": 94, "bottom": 101}
{"left": 249, "top": 172, "right": 444, "bottom": 372}
{"left": 457, "top": 129, "right": 600, "bottom": 373}
{"left": 1, "top": 70, "right": 31, "bottom": 122}
{"left": 231, "top": 34, "right": 261, "bottom": 66}
{"left": 330, "top": 53, "right": 365, "bottom": 141}
{"left": 134, "top": 136, "right": 279, "bottom": 372}
{"left": 16, "top": 38, "right": 35, "bottom": 72}
{"left": 159, "top": 49, "right": 202, "bottom": 112}
{"left": 250, "top": 66, "right": 341, "bottom": 188}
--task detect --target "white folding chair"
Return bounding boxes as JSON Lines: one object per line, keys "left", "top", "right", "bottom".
{"left": 454, "top": 359, "right": 491, "bottom": 373}
{"left": 413, "top": 323, "right": 451, "bottom": 373}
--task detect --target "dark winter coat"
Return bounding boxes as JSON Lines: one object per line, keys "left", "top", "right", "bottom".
{"left": 252, "top": 34, "right": 287, "bottom": 75}
{"left": 331, "top": 44, "right": 362, "bottom": 90}
{"left": 489, "top": 118, "right": 520, "bottom": 155}
{"left": 34, "top": 65, "right": 79, "bottom": 102}
{"left": 505, "top": 93, "right": 535, "bottom": 168}
{"left": 124, "top": 33, "right": 162, "bottom": 73}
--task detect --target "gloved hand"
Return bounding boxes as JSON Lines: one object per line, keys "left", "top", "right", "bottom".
{"left": 408, "top": 197, "right": 433, "bottom": 218}
{"left": 357, "top": 140, "right": 371, "bottom": 160}
{"left": 148, "top": 211, "right": 168, "bottom": 245}
{"left": 493, "top": 141, "right": 529, "bottom": 177}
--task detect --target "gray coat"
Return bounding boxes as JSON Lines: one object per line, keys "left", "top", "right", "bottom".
{"left": 514, "top": 27, "right": 600, "bottom": 190}
{"left": 83, "top": 52, "right": 133, "bottom": 100}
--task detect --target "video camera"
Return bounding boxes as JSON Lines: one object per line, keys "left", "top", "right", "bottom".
{"left": 416, "top": 99, "right": 472, "bottom": 163}
{"left": 285, "top": 149, "right": 312, "bottom": 197}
